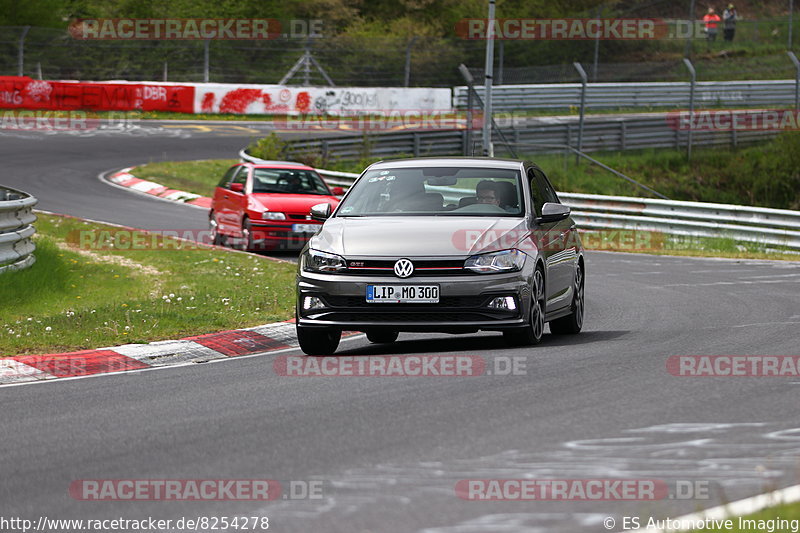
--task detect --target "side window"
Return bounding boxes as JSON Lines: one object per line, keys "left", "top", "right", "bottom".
{"left": 218, "top": 166, "right": 239, "bottom": 188}
{"left": 527, "top": 169, "right": 544, "bottom": 217}
{"left": 230, "top": 166, "right": 249, "bottom": 189}
{"left": 538, "top": 170, "right": 559, "bottom": 204}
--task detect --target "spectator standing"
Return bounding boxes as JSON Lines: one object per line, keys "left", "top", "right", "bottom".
{"left": 703, "top": 7, "right": 721, "bottom": 41}
{"left": 723, "top": 4, "right": 737, "bottom": 41}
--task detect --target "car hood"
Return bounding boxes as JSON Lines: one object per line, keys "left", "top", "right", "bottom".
{"left": 310, "top": 216, "right": 530, "bottom": 257}
{"left": 249, "top": 193, "right": 338, "bottom": 214}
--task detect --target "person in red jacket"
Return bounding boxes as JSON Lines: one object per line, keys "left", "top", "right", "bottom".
{"left": 703, "top": 7, "right": 721, "bottom": 41}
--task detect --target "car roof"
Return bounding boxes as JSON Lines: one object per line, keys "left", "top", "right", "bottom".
{"left": 243, "top": 161, "right": 314, "bottom": 170}
{"left": 365, "top": 157, "right": 526, "bottom": 171}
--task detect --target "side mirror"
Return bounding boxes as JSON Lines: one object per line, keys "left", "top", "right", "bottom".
{"left": 229, "top": 182, "right": 244, "bottom": 193}
{"left": 331, "top": 186, "right": 344, "bottom": 196}
{"left": 310, "top": 203, "right": 332, "bottom": 221}
{"left": 538, "top": 202, "right": 570, "bottom": 223}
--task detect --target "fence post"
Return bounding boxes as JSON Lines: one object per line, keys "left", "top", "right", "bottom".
{"left": 18, "top": 26, "right": 30, "bottom": 77}
{"left": 573, "top": 62, "right": 588, "bottom": 162}
{"left": 482, "top": 0, "right": 497, "bottom": 156}
{"left": 465, "top": 80, "right": 473, "bottom": 155}
{"left": 404, "top": 36, "right": 417, "bottom": 87}
{"left": 497, "top": 40, "right": 504, "bottom": 85}
{"left": 592, "top": 6, "right": 602, "bottom": 82}
{"left": 203, "top": 40, "right": 210, "bottom": 82}
{"left": 163, "top": 61, "right": 168, "bottom": 82}
{"left": 684, "top": 0, "right": 696, "bottom": 57}
{"left": 790, "top": 0, "right": 795, "bottom": 50}
{"left": 789, "top": 51, "right": 800, "bottom": 109}
{"left": 683, "top": 58, "right": 696, "bottom": 161}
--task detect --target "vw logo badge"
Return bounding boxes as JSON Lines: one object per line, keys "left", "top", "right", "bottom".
{"left": 393, "top": 258, "right": 414, "bottom": 278}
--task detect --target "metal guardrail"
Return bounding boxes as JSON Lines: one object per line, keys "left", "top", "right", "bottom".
{"left": 261, "top": 115, "right": 777, "bottom": 160}
{"left": 241, "top": 149, "right": 800, "bottom": 250}
{"left": 453, "top": 80, "right": 799, "bottom": 111}
{"left": 0, "top": 186, "right": 37, "bottom": 274}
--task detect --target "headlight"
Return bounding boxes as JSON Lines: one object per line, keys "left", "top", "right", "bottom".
{"left": 302, "top": 249, "right": 347, "bottom": 273}
{"left": 261, "top": 212, "right": 286, "bottom": 220}
{"left": 464, "top": 249, "right": 527, "bottom": 273}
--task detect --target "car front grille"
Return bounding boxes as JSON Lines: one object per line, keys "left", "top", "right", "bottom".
{"left": 341, "top": 259, "right": 473, "bottom": 277}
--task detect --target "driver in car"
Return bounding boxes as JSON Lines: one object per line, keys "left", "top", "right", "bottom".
{"left": 476, "top": 180, "right": 501, "bottom": 206}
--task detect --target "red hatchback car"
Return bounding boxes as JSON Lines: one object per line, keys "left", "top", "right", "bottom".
{"left": 209, "top": 162, "right": 343, "bottom": 251}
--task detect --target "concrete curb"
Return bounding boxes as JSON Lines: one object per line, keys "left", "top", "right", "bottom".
{"left": 106, "top": 167, "right": 213, "bottom": 208}
{"left": 0, "top": 321, "right": 302, "bottom": 386}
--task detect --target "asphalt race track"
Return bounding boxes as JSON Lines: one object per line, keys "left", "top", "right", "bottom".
{"left": 2, "top": 123, "right": 800, "bottom": 532}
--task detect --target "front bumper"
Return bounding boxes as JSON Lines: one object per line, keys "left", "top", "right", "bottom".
{"left": 249, "top": 221, "right": 320, "bottom": 251}
{"left": 296, "top": 268, "right": 533, "bottom": 333}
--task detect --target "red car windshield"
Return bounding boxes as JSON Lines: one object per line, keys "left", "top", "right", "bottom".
{"left": 252, "top": 168, "right": 331, "bottom": 195}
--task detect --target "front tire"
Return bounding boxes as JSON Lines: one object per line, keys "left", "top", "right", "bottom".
{"left": 549, "top": 261, "right": 584, "bottom": 335}
{"left": 209, "top": 212, "right": 225, "bottom": 246}
{"left": 503, "top": 267, "right": 545, "bottom": 346}
{"left": 297, "top": 326, "right": 341, "bottom": 355}
{"left": 240, "top": 218, "right": 255, "bottom": 252}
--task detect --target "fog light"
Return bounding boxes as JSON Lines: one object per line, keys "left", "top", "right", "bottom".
{"left": 487, "top": 296, "right": 517, "bottom": 310}
{"left": 303, "top": 296, "right": 325, "bottom": 310}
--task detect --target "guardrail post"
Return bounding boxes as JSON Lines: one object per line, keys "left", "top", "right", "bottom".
{"left": 18, "top": 26, "right": 30, "bottom": 77}
{"left": 573, "top": 62, "right": 588, "bottom": 163}
{"left": 413, "top": 132, "right": 421, "bottom": 157}
{"left": 620, "top": 121, "right": 627, "bottom": 150}
{"left": 789, "top": 51, "right": 800, "bottom": 109}
{"left": 731, "top": 128, "right": 737, "bottom": 148}
{"left": 321, "top": 140, "right": 329, "bottom": 164}
{"left": 683, "top": 58, "right": 696, "bottom": 161}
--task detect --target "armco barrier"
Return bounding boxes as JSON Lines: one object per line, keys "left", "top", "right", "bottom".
{"left": 0, "top": 186, "right": 37, "bottom": 274}
{"left": 241, "top": 150, "right": 800, "bottom": 250}
{"left": 454, "top": 80, "right": 798, "bottom": 111}
{"left": 261, "top": 114, "right": 778, "bottom": 158}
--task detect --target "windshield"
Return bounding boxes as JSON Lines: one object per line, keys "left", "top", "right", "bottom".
{"left": 252, "top": 168, "right": 331, "bottom": 195}
{"left": 336, "top": 167, "right": 524, "bottom": 217}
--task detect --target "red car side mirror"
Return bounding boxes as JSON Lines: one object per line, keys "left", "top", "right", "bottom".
{"left": 230, "top": 183, "right": 244, "bottom": 193}
{"left": 331, "top": 186, "right": 344, "bottom": 196}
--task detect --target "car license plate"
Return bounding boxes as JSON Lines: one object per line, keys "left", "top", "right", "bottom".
{"left": 292, "top": 223, "right": 320, "bottom": 234}
{"left": 366, "top": 285, "right": 439, "bottom": 303}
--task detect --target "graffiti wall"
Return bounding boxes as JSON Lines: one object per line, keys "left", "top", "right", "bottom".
{"left": 0, "top": 77, "right": 194, "bottom": 113}
{"left": 0, "top": 77, "right": 452, "bottom": 115}
{"left": 195, "top": 85, "right": 451, "bottom": 115}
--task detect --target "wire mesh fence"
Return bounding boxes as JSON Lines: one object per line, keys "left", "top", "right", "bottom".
{"left": 0, "top": 21, "right": 798, "bottom": 86}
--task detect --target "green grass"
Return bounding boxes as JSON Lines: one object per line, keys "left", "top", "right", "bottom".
{"left": 530, "top": 134, "right": 800, "bottom": 210}
{"left": 0, "top": 213, "right": 296, "bottom": 356}
{"left": 699, "top": 500, "right": 800, "bottom": 532}
{"left": 131, "top": 159, "right": 238, "bottom": 198}
{"left": 580, "top": 230, "right": 797, "bottom": 261}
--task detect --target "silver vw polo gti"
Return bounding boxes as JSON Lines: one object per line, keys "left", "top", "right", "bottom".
{"left": 295, "top": 158, "right": 585, "bottom": 355}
